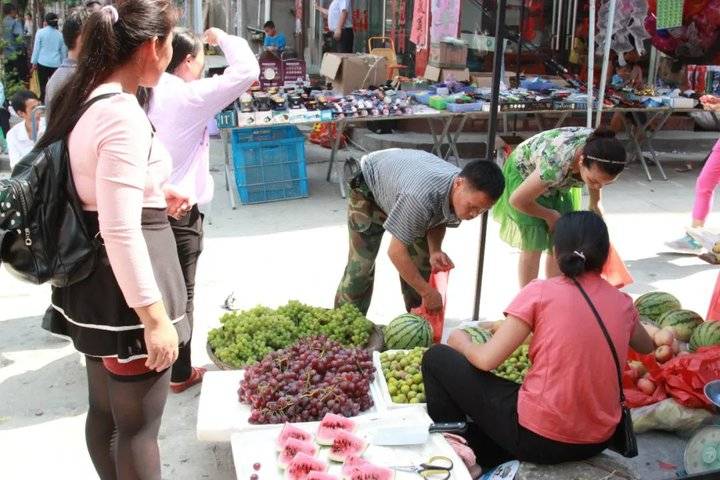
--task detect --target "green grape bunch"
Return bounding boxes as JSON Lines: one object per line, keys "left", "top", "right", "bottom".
{"left": 208, "top": 301, "right": 374, "bottom": 368}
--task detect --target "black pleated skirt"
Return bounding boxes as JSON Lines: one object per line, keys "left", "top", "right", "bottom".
{"left": 43, "top": 208, "right": 191, "bottom": 361}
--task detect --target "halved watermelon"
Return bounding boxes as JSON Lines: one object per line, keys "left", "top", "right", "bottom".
{"left": 328, "top": 430, "right": 367, "bottom": 462}
{"left": 316, "top": 413, "right": 355, "bottom": 445}
{"left": 277, "top": 423, "right": 313, "bottom": 450}
{"left": 278, "top": 438, "right": 317, "bottom": 469}
{"left": 286, "top": 452, "right": 327, "bottom": 480}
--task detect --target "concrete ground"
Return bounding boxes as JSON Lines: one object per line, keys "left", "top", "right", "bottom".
{"left": 1, "top": 133, "right": 719, "bottom": 479}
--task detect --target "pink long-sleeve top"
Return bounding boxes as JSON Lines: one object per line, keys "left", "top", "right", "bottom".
{"left": 69, "top": 83, "right": 171, "bottom": 308}
{"left": 148, "top": 32, "right": 260, "bottom": 206}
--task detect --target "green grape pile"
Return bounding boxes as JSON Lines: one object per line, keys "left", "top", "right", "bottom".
{"left": 208, "top": 301, "right": 373, "bottom": 368}
{"left": 493, "top": 344, "right": 531, "bottom": 384}
{"left": 380, "top": 348, "right": 427, "bottom": 404}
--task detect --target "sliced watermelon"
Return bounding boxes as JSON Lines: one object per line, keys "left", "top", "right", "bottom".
{"left": 341, "top": 456, "right": 370, "bottom": 477}
{"left": 278, "top": 438, "right": 317, "bottom": 469}
{"left": 306, "top": 472, "right": 339, "bottom": 480}
{"left": 328, "top": 430, "right": 367, "bottom": 462}
{"left": 285, "top": 452, "right": 327, "bottom": 480}
{"left": 277, "top": 423, "right": 313, "bottom": 450}
{"left": 343, "top": 464, "right": 394, "bottom": 480}
{"left": 316, "top": 413, "right": 355, "bottom": 445}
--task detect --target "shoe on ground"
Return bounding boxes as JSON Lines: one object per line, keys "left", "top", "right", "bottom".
{"left": 170, "top": 366, "right": 207, "bottom": 394}
{"left": 664, "top": 234, "right": 703, "bottom": 254}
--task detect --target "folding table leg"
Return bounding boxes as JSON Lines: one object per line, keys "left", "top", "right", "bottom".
{"left": 445, "top": 115, "right": 467, "bottom": 164}
{"left": 222, "top": 129, "right": 237, "bottom": 209}
{"left": 326, "top": 119, "right": 347, "bottom": 182}
{"left": 635, "top": 110, "right": 671, "bottom": 181}
{"left": 623, "top": 113, "right": 653, "bottom": 181}
{"left": 427, "top": 118, "right": 444, "bottom": 156}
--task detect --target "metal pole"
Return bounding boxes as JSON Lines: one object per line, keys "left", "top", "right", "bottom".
{"left": 382, "top": 0, "right": 386, "bottom": 36}
{"left": 264, "top": 0, "right": 271, "bottom": 22}
{"left": 586, "top": 0, "right": 596, "bottom": 128}
{"left": 647, "top": 45, "right": 658, "bottom": 87}
{"left": 193, "top": 0, "right": 202, "bottom": 33}
{"left": 551, "top": 0, "right": 558, "bottom": 51}
{"left": 595, "top": 0, "right": 617, "bottom": 127}
{"left": 570, "top": 0, "right": 578, "bottom": 51}
{"left": 513, "top": 0, "right": 526, "bottom": 133}
{"left": 472, "top": 0, "right": 507, "bottom": 321}
{"left": 556, "top": 0, "right": 564, "bottom": 51}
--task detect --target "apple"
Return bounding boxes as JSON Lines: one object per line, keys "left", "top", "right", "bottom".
{"left": 637, "top": 377, "right": 657, "bottom": 395}
{"left": 628, "top": 360, "right": 648, "bottom": 379}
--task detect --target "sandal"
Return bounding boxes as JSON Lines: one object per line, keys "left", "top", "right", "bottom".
{"left": 170, "top": 366, "right": 207, "bottom": 394}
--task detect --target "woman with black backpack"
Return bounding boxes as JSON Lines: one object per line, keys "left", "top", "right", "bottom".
{"left": 422, "top": 211, "right": 654, "bottom": 468}
{"left": 36, "top": 2, "right": 190, "bottom": 478}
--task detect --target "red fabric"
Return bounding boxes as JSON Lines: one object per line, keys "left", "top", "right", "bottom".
{"left": 411, "top": 270, "right": 449, "bottom": 344}
{"left": 102, "top": 357, "right": 152, "bottom": 376}
{"left": 601, "top": 244, "right": 634, "bottom": 289}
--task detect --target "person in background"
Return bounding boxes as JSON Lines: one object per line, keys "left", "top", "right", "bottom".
{"left": 31, "top": 12, "right": 67, "bottom": 102}
{"left": 6, "top": 90, "right": 44, "bottom": 169}
{"left": 666, "top": 139, "right": 720, "bottom": 253}
{"left": 2, "top": 4, "right": 29, "bottom": 86}
{"left": 492, "top": 127, "right": 627, "bottom": 288}
{"left": 423, "top": 211, "right": 654, "bottom": 469}
{"left": 0, "top": 82, "right": 9, "bottom": 141}
{"left": 37, "top": 2, "right": 191, "bottom": 478}
{"left": 263, "top": 20, "right": 286, "bottom": 52}
{"left": 45, "top": 9, "right": 86, "bottom": 118}
{"left": 143, "top": 27, "right": 259, "bottom": 393}
{"left": 85, "top": 0, "right": 103, "bottom": 13}
{"left": 24, "top": 13, "right": 34, "bottom": 37}
{"left": 315, "top": 0, "right": 354, "bottom": 53}
{"left": 335, "top": 150, "right": 505, "bottom": 316}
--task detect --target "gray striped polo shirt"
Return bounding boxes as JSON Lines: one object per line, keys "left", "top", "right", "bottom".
{"left": 360, "top": 148, "right": 460, "bottom": 245}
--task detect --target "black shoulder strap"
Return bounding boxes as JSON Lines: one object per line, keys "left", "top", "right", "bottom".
{"left": 74, "top": 92, "right": 121, "bottom": 124}
{"left": 572, "top": 277, "right": 626, "bottom": 405}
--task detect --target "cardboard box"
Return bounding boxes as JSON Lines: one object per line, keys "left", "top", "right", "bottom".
{"left": 321, "top": 53, "right": 387, "bottom": 95}
{"left": 429, "top": 41, "right": 468, "bottom": 69}
{"left": 424, "top": 65, "right": 470, "bottom": 83}
{"left": 470, "top": 71, "right": 515, "bottom": 88}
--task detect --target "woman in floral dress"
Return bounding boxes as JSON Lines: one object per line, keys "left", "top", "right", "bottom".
{"left": 493, "top": 127, "right": 627, "bottom": 287}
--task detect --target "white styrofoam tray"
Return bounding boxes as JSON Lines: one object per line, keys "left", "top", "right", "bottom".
{"left": 230, "top": 412, "right": 473, "bottom": 480}
{"left": 373, "top": 350, "right": 427, "bottom": 410}
{"left": 198, "top": 370, "right": 387, "bottom": 442}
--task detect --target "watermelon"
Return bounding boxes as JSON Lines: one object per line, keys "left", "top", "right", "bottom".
{"left": 689, "top": 321, "right": 720, "bottom": 352}
{"left": 657, "top": 309, "right": 703, "bottom": 342}
{"left": 278, "top": 438, "right": 317, "bottom": 469}
{"left": 286, "top": 453, "right": 327, "bottom": 480}
{"left": 277, "top": 423, "right": 313, "bottom": 449}
{"left": 328, "top": 430, "right": 367, "bottom": 462}
{"left": 634, "top": 292, "right": 681, "bottom": 322}
{"left": 316, "top": 413, "right": 355, "bottom": 445}
{"left": 384, "top": 314, "right": 433, "bottom": 350}
{"left": 463, "top": 326, "right": 493, "bottom": 344}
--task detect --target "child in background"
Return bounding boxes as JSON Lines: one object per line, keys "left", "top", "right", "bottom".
{"left": 263, "top": 20, "right": 286, "bottom": 52}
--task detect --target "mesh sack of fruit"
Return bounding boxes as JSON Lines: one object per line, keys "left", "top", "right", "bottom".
{"left": 655, "top": 345, "right": 720, "bottom": 409}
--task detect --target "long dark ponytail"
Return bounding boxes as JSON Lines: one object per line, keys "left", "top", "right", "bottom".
{"left": 38, "top": 0, "right": 177, "bottom": 149}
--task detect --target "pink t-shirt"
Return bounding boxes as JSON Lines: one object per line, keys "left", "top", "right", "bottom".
{"left": 505, "top": 273, "right": 638, "bottom": 444}
{"left": 68, "top": 83, "right": 171, "bottom": 308}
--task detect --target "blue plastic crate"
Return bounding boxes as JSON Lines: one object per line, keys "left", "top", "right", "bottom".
{"left": 231, "top": 125, "right": 309, "bottom": 204}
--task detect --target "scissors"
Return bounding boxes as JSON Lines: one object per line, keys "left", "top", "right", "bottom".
{"left": 391, "top": 455, "right": 454, "bottom": 480}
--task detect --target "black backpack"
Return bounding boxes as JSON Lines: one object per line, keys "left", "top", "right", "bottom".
{"left": 0, "top": 93, "right": 118, "bottom": 286}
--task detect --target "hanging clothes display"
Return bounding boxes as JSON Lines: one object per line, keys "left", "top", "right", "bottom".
{"left": 430, "top": 0, "right": 461, "bottom": 42}
{"left": 410, "top": 0, "right": 430, "bottom": 48}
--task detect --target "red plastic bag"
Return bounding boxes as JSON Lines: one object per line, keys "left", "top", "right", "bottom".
{"left": 411, "top": 270, "right": 449, "bottom": 343}
{"left": 707, "top": 272, "right": 720, "bottom": 321}
{"left": 601, "top": 244, "right": 633, "bottom": 289}
{"left": 656, "top": 346, "right": 720, "bottom": 409}
{"left": 623, "top": 350, "right": 668, "bottom": 408}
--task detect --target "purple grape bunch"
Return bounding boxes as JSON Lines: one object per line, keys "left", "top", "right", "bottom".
{"left": 238, "top": 336, "right": 375, "bottom": 424}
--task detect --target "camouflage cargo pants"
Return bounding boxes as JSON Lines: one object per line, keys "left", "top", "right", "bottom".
{"left": 334, "top": 179, "right": 431, "bottom": 316}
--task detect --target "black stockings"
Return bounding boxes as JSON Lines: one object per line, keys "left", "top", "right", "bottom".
{"left": 85, "top": 357, "right": 171, "bottom": 480}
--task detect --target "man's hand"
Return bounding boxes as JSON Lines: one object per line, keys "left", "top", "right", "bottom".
{"left": 333, "top": 28, "right": 342, "bottom": 41}
{"left": 429, "top": 251, "right": 454, "bottom": 272}
{"left": 420, "top": 287, "right": 443, "bottom": 314}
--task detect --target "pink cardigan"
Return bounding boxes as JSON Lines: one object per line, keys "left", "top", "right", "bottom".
{"left": 68, "top": 83, "right": 171, "bottom": 308}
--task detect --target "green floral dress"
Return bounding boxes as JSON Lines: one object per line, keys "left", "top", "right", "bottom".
{"left": 493, "top": 127, "right": 593, "bottom": 252}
